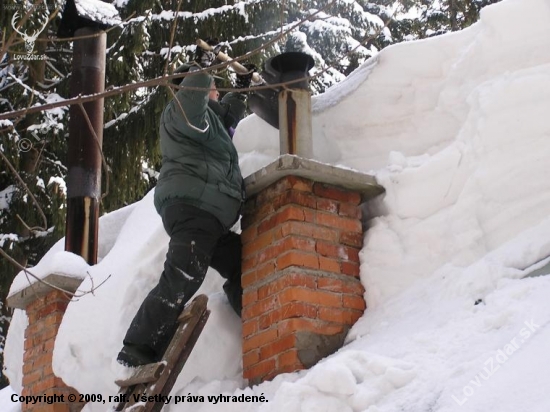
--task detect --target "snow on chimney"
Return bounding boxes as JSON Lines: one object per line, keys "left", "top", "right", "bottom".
{"left": 8, "top": 275, "right": 84, "bottom": 412}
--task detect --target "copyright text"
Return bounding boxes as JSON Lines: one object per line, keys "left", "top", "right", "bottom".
{"left": 11, "top": 392, "right": 269, "bottom": 405}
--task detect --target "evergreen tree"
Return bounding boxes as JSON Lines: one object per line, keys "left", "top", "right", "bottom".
{"left": 1, "top": 0, "right": 69, "bottom": 387}
{"left": 387, "top": 0, "right": 503, "bottom": 40}
{"left": 281, "top": 1, "right": 388, "bottom": 92}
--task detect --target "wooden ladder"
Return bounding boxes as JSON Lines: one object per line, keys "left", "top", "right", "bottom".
{"left": 114, "top": 295, "right": 210, "bottom": 412}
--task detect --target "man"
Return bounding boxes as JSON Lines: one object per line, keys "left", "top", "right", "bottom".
{"left": 117, "top": 44, "right": 255, "bottom": 367}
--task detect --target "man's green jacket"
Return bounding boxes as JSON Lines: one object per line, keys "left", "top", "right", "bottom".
{"left": 154, "top": 71, "right": 246, "bottom": 229}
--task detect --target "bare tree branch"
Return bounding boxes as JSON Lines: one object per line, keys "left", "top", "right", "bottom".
{"left": 0, "top": 149, "right": 48, "bottom": 232}
{"left": 0, "top": 247, "right": 111, "bottom": 300}
{"left": 0, "top": 0, "right": 397, "bottom": 290}
{"left": 0, "top": 0, "right": 341, "bottom": 122}
{"left": 77, "top": 103, "right": 110, "bottom": 200}
{"left": 166, "top": 84, "right": 211, "bottom": 134}
{"left": 163, "top": 0, "right": 184, "bottom": 76}
{"left": 2, "top": 1, "right": 60, "bottom": 57}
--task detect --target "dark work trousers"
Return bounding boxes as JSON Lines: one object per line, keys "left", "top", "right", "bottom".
{"left": 122, "top": 202, "right": 242, "bottom": 359}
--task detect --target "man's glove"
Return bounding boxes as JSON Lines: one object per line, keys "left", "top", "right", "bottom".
{"left": 194, "top": 38, "right": 221, "bottom": 68}
{"left": 235, "top": 63, "right": 257, "bottom": 89}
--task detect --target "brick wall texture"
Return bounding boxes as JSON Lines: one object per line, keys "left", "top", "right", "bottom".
{"left": 241, "top": 176, "right": 367, "bottom": 384}
{"left": 22, "top": 290, "right": 83, "bottom": 412}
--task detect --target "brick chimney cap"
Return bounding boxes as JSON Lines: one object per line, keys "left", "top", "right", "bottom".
{"left": 7, "top": 273, "right": 83, "bottom": 309}
{"left": 244, "top": 154, "right": 385, "bottom": 201}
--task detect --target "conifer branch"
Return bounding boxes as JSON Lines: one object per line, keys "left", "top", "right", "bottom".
{"left": 0, "top": 0, "right": 340, "bottom": 121}
{"left": 164, "top": 0, "right": 185, "bottom": 76}
{"left": 2, "top": 1, "right": 60, "bottom": 58}
{"left": 0, "top": 150, "right": 48, "bottom": 232}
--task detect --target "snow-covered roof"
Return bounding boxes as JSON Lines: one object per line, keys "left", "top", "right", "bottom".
{"left": 4, "top": 0, "right": 550, "bottom": 411}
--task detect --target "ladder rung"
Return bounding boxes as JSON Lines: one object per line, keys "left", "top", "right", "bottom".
{"left": 115, "top": 362, "right": 166, "bottom": 387}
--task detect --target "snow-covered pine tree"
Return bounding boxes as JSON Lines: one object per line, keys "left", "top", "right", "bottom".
{"left": 95, "top": 0, "right": 393, "bottom": 211}
{"left": 1, "top": 0, "right": 69, "bottom": 389}
{"left": 386, "top": 0, "right": 503, "bottom": 40}
{"left": 282, "top": 0, "right": 388, "bottom": 92}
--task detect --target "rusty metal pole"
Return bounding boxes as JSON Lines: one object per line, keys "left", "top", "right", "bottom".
{"left": 65, "top": 27, "right": 106, "bottom": 264}
{"left": 261, "top": 52, "right": 314, "bottom": 158}
{"left": 279, "top": 89, "right": 313, "bottom": 157}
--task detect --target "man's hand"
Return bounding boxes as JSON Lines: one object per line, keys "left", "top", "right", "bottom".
{"left": 235, "top": 63, "right": 258, "bottom": 89}
{"left": 194, "top": 38, "right": 221, "bottom": 68}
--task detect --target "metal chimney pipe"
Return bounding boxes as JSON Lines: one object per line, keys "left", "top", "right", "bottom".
{"left": 65, "top": 27, "right": 106, "bottom": 264}
{"left": 58, "top": 0, "right": 120, "bottom": 264}
{"left": 279, "top": 89, "right": 313, "bottom": 157}
{"left": 265, "top": 52, "right": 315, "bottom": 158}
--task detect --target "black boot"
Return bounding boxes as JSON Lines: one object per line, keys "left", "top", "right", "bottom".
{"left": 117, "top": 343, "right": 157, "bottom": 367}
{"left": 223, "top": 280, "right": 242, "bottom": 317}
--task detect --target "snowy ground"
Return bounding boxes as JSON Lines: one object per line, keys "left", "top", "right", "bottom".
{"left": 4, "top": 0, "right": 550, "bottom": 410}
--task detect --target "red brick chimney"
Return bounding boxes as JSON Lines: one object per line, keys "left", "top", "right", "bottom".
{"left": 8, "top": 274, "right": 85, "bottom": 412}
{"left": 241, "top": 155, "right": 384, "bottom": 384}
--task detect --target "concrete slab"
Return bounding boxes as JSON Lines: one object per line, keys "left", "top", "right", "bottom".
{"left": 244, "top": 154, "right": 385, "bottom": 201}
{"left": 7, "top": 273, "right": 83, "bottom": 309}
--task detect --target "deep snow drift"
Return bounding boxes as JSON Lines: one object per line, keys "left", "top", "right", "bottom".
{"left": 4, "top": 0, "right": 550, "bottom": 410}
